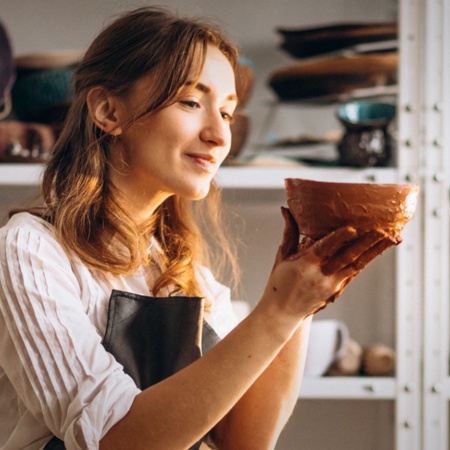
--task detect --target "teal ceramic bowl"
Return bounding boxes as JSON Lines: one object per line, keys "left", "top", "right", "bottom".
{"left": 11, "top": 66, "right": 75, "bottom": 122}
{"left": 337, "top": 101, "right": 396, "bottom": 126}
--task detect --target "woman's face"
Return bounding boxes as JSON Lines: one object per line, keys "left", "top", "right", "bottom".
{"left": 109, "top": 45, "right": 237, "bottom": 222}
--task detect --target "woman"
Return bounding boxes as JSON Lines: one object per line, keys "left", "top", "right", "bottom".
{"left": 0, "top": 7, "right": 395, "bottom": 450}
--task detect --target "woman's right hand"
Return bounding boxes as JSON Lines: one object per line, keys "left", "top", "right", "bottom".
{"left": 258, "top": 207, "right": 398, "bottom": 325}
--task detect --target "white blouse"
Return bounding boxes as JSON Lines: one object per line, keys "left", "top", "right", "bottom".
{"left": 0, "top": 213, "right": 238, "bottom": 450}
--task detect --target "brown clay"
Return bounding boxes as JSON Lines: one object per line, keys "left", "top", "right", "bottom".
{"left": 285, "top": 178, "right": 419, "bottom": 240}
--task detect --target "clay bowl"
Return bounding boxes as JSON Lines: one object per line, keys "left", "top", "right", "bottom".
{"left": 285, "top": 178, "right": 419, "bottom": 240}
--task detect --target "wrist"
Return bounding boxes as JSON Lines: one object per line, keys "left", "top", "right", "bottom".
{"left": 250, "top": 296, "right": 305, "bottom": 345}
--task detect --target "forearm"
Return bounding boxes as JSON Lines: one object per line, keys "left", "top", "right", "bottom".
{"left": 100, "top": 307, "right": 301, "bottom": 450}
{"left": 100, "top": 220, "right": 378, "bottom": 449}
{"left": 210, "top": 316, "right": 312, "bottom": 450}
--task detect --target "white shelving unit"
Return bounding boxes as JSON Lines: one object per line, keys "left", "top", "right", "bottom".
{"left": 0, "top": 164, "right": 399, "bottom": 189}
{"left": 217, "top": 166, "right": 397, "bottom": 188}
{"left": 421, "top": 0, "right": 450, "bottom": 449}
{"left": 0, "top": 163, "right": 43, "bottom": 185}
{"left": 300, "top": 377, "right": 396, "bottom": 400}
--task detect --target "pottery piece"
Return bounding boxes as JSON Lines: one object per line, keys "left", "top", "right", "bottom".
{"left": 15, "top": 49, "right": 84, "bottom": 70}
{"left": 285, "top": 178, "right": 419, "bottom": 240}
{"left": 0, "top": 120, "right": 55, "bottom": 163}
{"left": 362, "top": 344, "right": 395, "bottom": 376}
{"left": 11, "top": 66, "right": 75, "bottom": 124}
{"left": 11, "top": 49, "right": 84, "bottom": 125}
{"left": 268, "top": 53, "right": 397, "bottom": 102}
{"left": 277, "top": 22, "right": 398, "bottom": 59}
{"left": 336, "top": 101, "right": 396, "bottom": 167}
{"left": 327, "top": 338, "right": 363, "bottom": 376}
{"left": 304, "top": 319, "right": 350, "bottom": 377}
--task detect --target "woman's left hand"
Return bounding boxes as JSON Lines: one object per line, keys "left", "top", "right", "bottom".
{"left": 270, "top": 206, "right": 398, "bottom": 316}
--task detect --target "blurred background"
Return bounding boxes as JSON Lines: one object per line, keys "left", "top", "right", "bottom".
{"left": 1, "top": 0, "right": 397, "bottom": 159}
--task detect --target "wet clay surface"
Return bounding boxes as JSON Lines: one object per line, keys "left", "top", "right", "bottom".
{"left": 285, "top": 178, "right": 419, "bottom": 240}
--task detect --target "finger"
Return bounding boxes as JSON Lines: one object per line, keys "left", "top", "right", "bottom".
{"left": 338, "top": 235, "right": 399, "bottom": 279}
{"left": 320, "top": 276, "right": 355, "bottom": 310}
{"left": 321, "top": 229, "right": 387, "bottom": 275}
{"left": 278, "top": 207, "right": 300, "bottom": 260}
{"left": 310, "top": 226, "right": 358, "bottom": 260}
{"left": 309, "top": 304, "right": 327, "bottom": 316}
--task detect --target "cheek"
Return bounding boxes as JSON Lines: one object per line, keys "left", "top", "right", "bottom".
{"left": 220, "top": 129, "right": 233, "bottom": 158}
{"left": 219, "top": 148, "right": 230, "bottom": 165}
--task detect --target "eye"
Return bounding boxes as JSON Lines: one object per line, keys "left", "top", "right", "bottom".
{"left": 180, "top": 100, "right": 200, "bottom": 110}
{"left": 221, "top": 111, "right": 235, "bottom": 124}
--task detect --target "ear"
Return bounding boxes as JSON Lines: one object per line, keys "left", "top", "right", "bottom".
{"left": 86, "top": 86, "right": 123, "bottom": 136}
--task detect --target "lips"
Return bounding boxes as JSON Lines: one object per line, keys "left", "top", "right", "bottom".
{"left": 186, "top": 153, "right": 218, "bottom": 173}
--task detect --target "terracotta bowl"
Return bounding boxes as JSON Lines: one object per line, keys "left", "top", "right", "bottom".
{"left": 285, "top": 178, "right": 419, "bottom": 240}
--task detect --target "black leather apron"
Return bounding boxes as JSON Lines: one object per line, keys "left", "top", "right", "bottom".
{"left": 44, "top": 289, "right": 221, "bottom": 450}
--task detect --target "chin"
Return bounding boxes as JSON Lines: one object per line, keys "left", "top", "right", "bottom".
{"left": 188, "top": 184, "right": 211, "bottom": 201}
{"left": 174, "top": 185, "right": 209, "bottom": 202}
{"left": 190, "top": 190, "right": 210, "bottom": 201}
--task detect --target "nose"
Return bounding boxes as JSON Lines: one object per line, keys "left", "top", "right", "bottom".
{"left": 200, "top": 111, "right": 230, "bottom": 148}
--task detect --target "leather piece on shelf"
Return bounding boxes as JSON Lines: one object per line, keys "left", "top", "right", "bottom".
{"left": 268, "top": 53, "right": 398, "bottom": 101}
{"left": 277, "top": 22, "right": 398, "bottom": 59}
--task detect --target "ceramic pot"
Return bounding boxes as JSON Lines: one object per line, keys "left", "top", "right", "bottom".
{"left": 284, "top": 178, "right": 420, "bottom": 240}
{"left": 336, "top": 101, "right": 396, "bottom": 167}
{"left": 304, "top": 319, "right": 350, "bottom": 377}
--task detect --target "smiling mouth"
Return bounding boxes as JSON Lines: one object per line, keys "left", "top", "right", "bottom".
{"left": 187, "top": 153, "right": 218, "bottom": 172}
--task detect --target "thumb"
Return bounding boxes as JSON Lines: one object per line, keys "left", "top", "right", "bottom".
{"left": 275, "top": 207, "right": 300, "bottom": 265}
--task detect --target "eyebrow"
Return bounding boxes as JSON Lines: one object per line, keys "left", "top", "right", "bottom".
{"left": 185, "top": 81, "right": 238, "bottom": 102}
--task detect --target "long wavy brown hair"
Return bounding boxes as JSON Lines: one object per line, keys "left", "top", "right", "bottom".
{"left": 35, "top": 7, "right": 240, "bottom": 298}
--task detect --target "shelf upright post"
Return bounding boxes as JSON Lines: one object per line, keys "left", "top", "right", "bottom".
{"left": 396, "top": 0, "right": 423, "bottom": 449}
{"left": 421, "top": 0, "right": 450, "bottom": 448}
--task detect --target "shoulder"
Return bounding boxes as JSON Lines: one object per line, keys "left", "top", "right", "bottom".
{"left": 0, "top": 212, "right": 73, "bottom": 272}
{"left": 1, "top": 211, "right": 55, "bottom": 238}
{"left": 0, "top": 212, "right": 89, "bottom": 314}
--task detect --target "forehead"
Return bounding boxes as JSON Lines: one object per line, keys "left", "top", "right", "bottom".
{"left": 123, "top": 45, "right": 236, "bottom": 114}
{"left": 188, "top": 45, "right": 236, "bottom": 95}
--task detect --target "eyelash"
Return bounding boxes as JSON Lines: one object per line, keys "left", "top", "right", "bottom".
{"left": 180, "top": 100, "right": 199, "bottom": 109}
{"left": 221, "top": 112, "right": 235, "bottom": 124}
{"left": 180, "top": 100, "right": 235, "bottom": 124}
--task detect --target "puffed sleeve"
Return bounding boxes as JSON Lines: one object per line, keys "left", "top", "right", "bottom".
{"left": 196, "top": 265, "right": 239, "bottom": 338}
{"left": 0, "top": 215, "right": 140, "bottom": 449}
